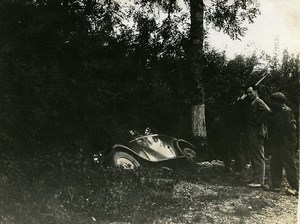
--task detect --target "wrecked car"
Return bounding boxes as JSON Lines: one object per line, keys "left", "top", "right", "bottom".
{"left": 94, "top": 126, "right": 197, "bottom": 169}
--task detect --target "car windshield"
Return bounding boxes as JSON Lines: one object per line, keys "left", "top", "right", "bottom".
{"left": 116, "top": 120, "right": 160, "bottom": 142}
{"left": 129, "top": 127, "right": 154, "bottom": 138}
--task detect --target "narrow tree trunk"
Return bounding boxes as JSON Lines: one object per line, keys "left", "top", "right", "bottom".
{"left": 298, "top": 66, "right": 300, "bottom": 154}
{"left": 189, "top": 0, "right": 207, "bottom": 146}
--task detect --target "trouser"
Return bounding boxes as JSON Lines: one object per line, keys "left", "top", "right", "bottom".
{"left": 242, "top": 134, "right": 251, "bottom": 164}
{"left": 222, "top": 133, "right": 244, "bottom": 172}
{"left": 270, "top": 138, "right": 299, "bottom": 190}
{"left": 247, "top": 130, "right": 265, "bottom": 184}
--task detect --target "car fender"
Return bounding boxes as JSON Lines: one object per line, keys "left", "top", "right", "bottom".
{"left": 175, "top": 139, "right": 195, "bottom": 151}
{"left": 175, "top": 139, "right": 197, "bottom": 164}
{"left": 111, "top": 144, "right": 141, "bottom": 158}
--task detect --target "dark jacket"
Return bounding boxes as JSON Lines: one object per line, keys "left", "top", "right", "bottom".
{"left": 269, "top": 105, "right": 297, "bottom": 144}
{"left": 247, "top": 97, "right": 272, "bottom": 138}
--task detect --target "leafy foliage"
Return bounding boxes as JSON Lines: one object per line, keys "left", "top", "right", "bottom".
{"left": 0, "top": 1, "right": 298, "bottom": 223}
{"left": 205, "top": 0, "right": 261, "bottom": 39}
{"left": 0, "top": 0, "right": 298, "bottom": 154}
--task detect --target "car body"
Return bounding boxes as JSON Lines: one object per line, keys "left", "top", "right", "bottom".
{"left": 94, "top": 126, "right": 197, "bottom": 169}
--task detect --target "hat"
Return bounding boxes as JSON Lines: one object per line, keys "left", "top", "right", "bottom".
{"left": 270, "top": 92, "right": 286, "bottom": 104}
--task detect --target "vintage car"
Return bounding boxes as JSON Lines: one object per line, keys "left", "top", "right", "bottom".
{"left": 94, "top": 126, "right": 197, "bottom": 169}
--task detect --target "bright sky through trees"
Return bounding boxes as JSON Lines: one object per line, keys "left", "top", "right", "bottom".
{"left": 207, "top": 0, "right": 300, "bottom": 59}
{"left": 119, "top": 0, "right": 299, "bottom": 59}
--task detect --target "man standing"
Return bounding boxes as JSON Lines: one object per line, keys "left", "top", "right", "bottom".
{"left": 244, "top": 85, "right": 271, "bottom": 187}
{"left": 268, "top": 92, "right": 298, "bottom": 195}
{"left": 222, "top": 86, "right": 248, "bottom": 175}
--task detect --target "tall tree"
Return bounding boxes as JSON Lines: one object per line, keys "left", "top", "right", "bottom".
{"left": 0, "top": 0, "right": 262, "bottom": 152}
{"left": 189, "top": 1, "right": 206, "bottom": 146}
{"left": 137, "top": 0, "right": 260, "bottom": 146}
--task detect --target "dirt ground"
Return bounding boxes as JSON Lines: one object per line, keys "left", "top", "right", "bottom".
{"left": 0, "top": 153, "right": 298, "bottom": 224}
{"left": 156, "top": 160, "right": 299, "bottom": 224}
{"left": 97, "top": 160, "right": 299, "bottom": 224}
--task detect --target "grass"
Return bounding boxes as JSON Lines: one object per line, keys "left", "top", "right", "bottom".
{"left": 0, "top": 148, "right": 298, "bottom": 224}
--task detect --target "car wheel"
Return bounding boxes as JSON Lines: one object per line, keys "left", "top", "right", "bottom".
{"left": 112, "top": 151, "right": 140, "bottom": 169}
{"left": 183, "top": 148, "right": 197, "bottom": 165}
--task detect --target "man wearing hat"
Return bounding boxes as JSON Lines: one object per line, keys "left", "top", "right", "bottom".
{"left": 268, "top": 92, "right": 298, "bottom": 196}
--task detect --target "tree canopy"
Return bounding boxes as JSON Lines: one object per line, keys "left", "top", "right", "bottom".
{"left": 0, "top": 0, "right": 298, "bottom": 154}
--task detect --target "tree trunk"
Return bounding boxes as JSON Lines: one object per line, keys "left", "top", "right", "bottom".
{"left": 298, "top": 66, "right": 300, "bottom": 153}
{"left": 189, "top": 0, "right": 207, "bottom": 146}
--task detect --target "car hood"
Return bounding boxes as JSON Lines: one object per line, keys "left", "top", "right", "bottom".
{"left": 128, "top": 134, "right": 184, "bottom": 161}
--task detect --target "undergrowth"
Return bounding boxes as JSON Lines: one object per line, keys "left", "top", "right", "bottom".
{"left": 0, "top": 147, "right": 211, "bottom": 224}
{"left": 0, "top": 148, "right": 297, "bottom": 224}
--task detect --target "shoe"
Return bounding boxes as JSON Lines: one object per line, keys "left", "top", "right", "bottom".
{"left": 261, "top": 184, "right": 271, "bottom": 191}
{"left": 247, "top": 183, "right": 262, "bottom": 188}
{"left": 286, "top": 188, "right": 298, "bottom": 196}
{"left": 261, "top": 185, "right": 281, "bottom": 192}
{"left": 272, "top": 187, "right": 281, "bottom": 193}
